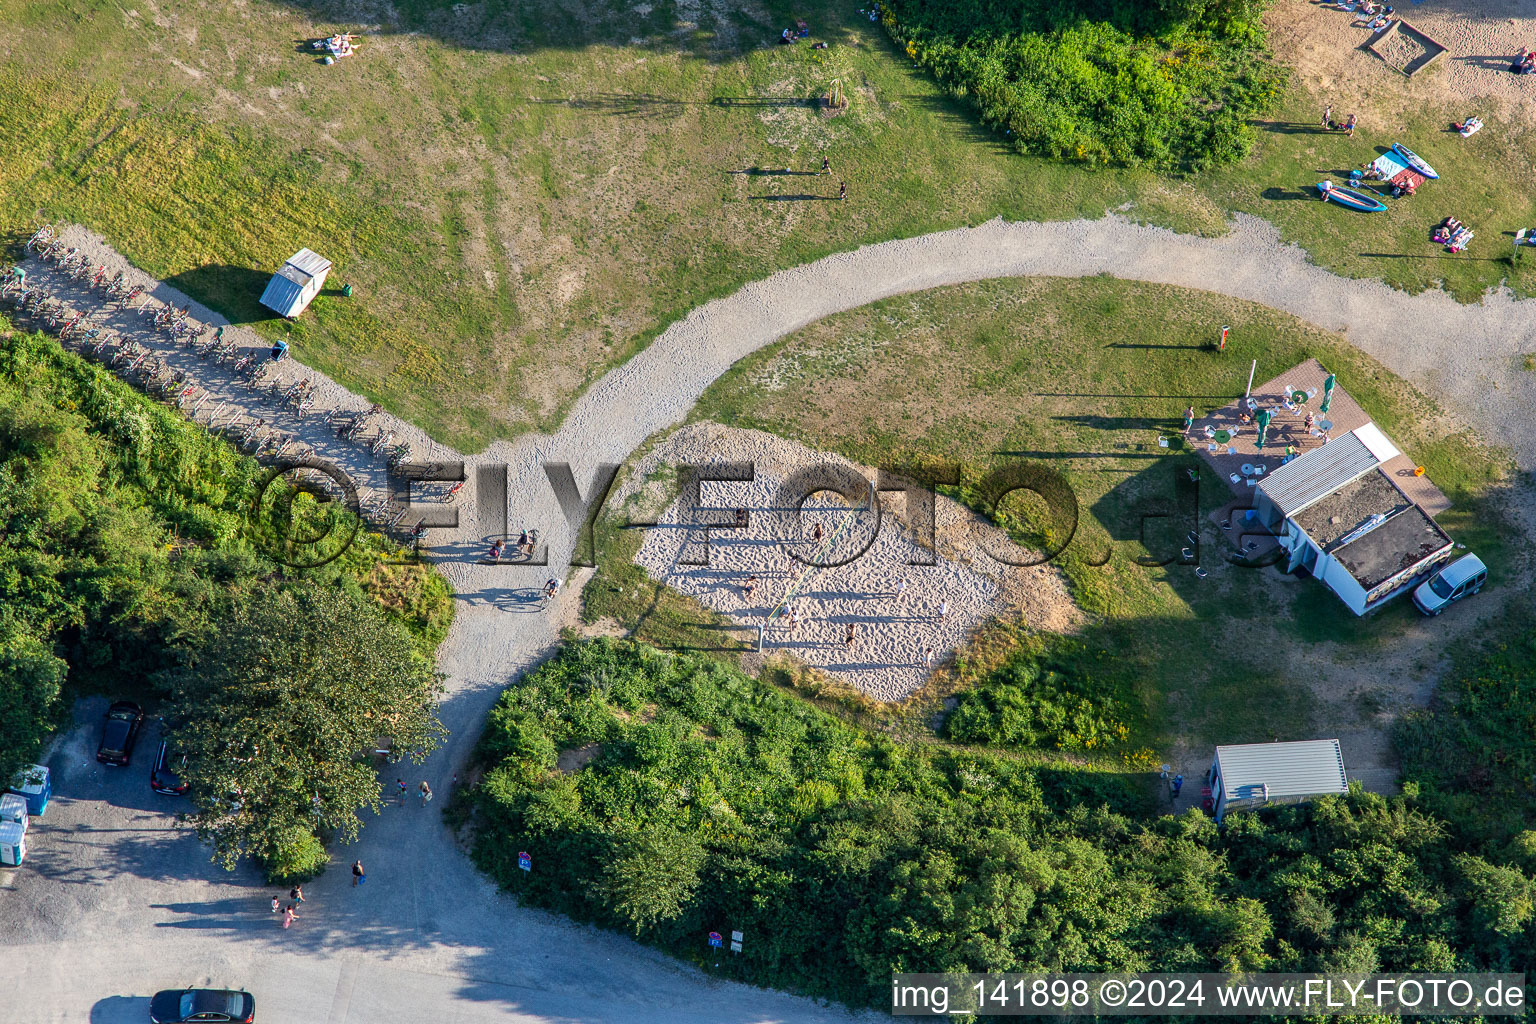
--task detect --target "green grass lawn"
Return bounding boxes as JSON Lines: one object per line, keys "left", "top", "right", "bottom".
{"left": 676, "top": 276, "right": 1516, "bottom": 753}
{"left": 5, "top": 1, "right": 1536, "bottom": 451}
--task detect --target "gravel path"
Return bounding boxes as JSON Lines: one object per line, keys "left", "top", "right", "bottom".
{"left": 8, "top": 212, "right": 1536, "bottom": 1023}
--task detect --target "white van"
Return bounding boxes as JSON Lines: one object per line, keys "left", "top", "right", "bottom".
{"left": 1412, "top": 553, "right": 1487, "bottom": 615}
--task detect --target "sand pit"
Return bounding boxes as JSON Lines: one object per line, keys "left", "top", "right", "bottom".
{"left": 623, "top": 423, "right": 1081, "bottom": 702}
{"left": 1274, "top": 0, "right": 1536, "bottom": 119}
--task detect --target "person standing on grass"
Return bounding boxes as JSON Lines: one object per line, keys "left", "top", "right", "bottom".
{"left": 352, "top": 860, "right": 365, "bottom": 887}
{"left": 1183, "top": 405, "right": 1195, "bottom": 433}
{"left": 821, "top": 155, "right": 830, "bottom": 175}
{"left": 838, "top": 180, "right": 847, "bottom": 201}
{"left": 419, "top": 781, "right": 433, "bottom": 807}
{"left": 1320, "top": 104, "right": 1331, "bottom": 129}
{"left": 1344, "top": 113, "right": 1357, "bottom": 137}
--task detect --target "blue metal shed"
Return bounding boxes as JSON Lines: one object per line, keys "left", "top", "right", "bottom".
{"left": 259, "top": 248, "right": 332, "bottom": 317}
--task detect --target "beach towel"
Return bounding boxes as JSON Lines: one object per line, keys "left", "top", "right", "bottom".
{"left": 1390, "top": 168, "right": 1426, "bottom": 191}
{"left": 1369, "top": 151, "right": 1409, "bottom": 180}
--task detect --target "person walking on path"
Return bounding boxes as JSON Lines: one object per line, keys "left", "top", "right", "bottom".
{"left": 396, "top": 778, "right": 407, "bottom": 807}
{"left": 271, "top": 895, "right": 281, "bottom": 913}
{"left": 1170, "top": 774, "right": 1184, "bottom": 800}
{"left": 419, "top": 781, "right": 434, "bottom": 807}
{"left": 838, "top": 180, "right": 847, "bottom": 201}
{"left": 821, "top": 155, "right": 830, "bottom": 175}
{"left": 544, "top": 577, "right": 561, "bottom": 600}
{"left": 1320, "top": 104, "right": 1331, "bottom": 129}
{"left": 290, "top": 885, "right": 305, "bottom": 905}
{"left": 352, "top": 860, "right": 365, "bottom": 886}
{"left": 937, "top": 599, "right": 949, "bottom": 623}
{"left": 282, "top": 903, "right": 299, "bottom": 929}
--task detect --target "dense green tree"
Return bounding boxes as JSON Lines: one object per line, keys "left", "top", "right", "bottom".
{"left": 0, "top": 623, "right": 67, "bottom": 786}
{"left": 163, "top": 585, "right": 445, "bottom": 869}
{"left": 599, "top": 824, "right": 707, "bottom": 934}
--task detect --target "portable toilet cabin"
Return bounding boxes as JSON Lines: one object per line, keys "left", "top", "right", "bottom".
{"left": 7, "top": 763, "right": 50, "bottom": 817}
{"left": 258, "top": 248, "right": 332, "bottom": 318}
{"left": 0, "top": 820, "right": 25, "bottom": 866}
{"left": 0, "top": 793, "right": 26, "bottom": 833}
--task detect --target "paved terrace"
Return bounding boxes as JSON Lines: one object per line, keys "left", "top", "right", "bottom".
{"left": 1190, "top": 358, "right": 1450, "bottom": 516}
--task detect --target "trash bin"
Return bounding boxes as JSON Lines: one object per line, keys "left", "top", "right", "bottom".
{"left": 7, "top": 764, "right": 50, "bottom": 817}
{"left": 0, "top": 793, "right": 26, "bottom": 833}
{"left": 0, "top": 821, "right": 25, "bottom": 866}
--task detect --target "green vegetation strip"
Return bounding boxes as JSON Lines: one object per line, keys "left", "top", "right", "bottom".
{"left": 0, "top": 321, "right": 452, "bottom": 875}
{"left": 467, "top": 638, "right": 1536, "bottom": 1009}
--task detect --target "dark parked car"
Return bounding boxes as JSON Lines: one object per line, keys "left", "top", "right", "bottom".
{"left": 96, "top": 701, "right": 144, "bottom": 766}
{"left": 149, "top": 988, "right": 254, "bottom": 1023}
{"left": 151, "top": 739, "right": 189, "bottom": 795}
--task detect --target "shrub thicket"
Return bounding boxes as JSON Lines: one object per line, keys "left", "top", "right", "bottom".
{"left": 944, "top": 638, "right": 1133, "bottom": 751}
{"left": 881, "top": 0, "right": 1280, "bottom": 171}
{"left": 0, "top": 322, "right": 452, "bottom": 788}
{"left": 469, "top": 639, "right": 1535, "bottom": 1007}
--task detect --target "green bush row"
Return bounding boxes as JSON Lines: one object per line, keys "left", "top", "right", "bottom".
{"left": 469, "top": 638, "right": 1535, "bottom": 1008}
{"left": 881, "top": 0, "right": 1280, "bottom": 171}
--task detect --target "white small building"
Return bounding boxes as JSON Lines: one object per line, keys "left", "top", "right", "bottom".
{"left": 258, "top": 248, "right": 332, "bottom": 318}
{"left": 1209, "top": 739, "right": 1349, "bottom": 822}
{"left": 1253, "top": 425, "right": 1452, "bottom": 615}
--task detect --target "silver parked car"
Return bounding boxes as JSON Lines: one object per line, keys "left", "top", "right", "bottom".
{"left": 1413, "top": 553, "right": 1487, "bottom": 615}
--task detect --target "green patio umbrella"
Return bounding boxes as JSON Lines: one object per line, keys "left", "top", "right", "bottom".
{"left": 1255, "top": 408, "right": 1272, "bottom": 450}
{"left": 1319, "top": 373, "right": 1336, "bottom": 415}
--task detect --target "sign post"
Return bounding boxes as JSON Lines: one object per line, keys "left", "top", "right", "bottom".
{"left": 731, "top": 930, "right": 744, "bottom": 954}
{"left": 708, "top": 931, "right": 723, "bottom": 949}
{"left": 517, "top": 851, "right": 532, "bottom": 872}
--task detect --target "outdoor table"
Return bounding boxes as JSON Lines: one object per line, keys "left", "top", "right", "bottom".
{"left": 1317, "top": 419, "right": 1333, "bottom": 433}
{"left": 1213, "top": 429, "right": 1232, "bottom": 444}
{"left": 1241, "top": 463, "right": 1254, "bottom": 476}
{"left": 1290, "top": 390, "right": 1308, "bottom": 405}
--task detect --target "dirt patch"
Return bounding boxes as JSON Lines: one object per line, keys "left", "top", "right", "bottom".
{"left": 1367, "top": 21, "right": 1447, "bottom": 78}
{"left": 1273, "top": 0, "right": 1536, "bottom": 120}
{"left": 556, "top": 742, "right": 603, "bottom": 773}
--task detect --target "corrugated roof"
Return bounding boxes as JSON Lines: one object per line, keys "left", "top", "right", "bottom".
{"left": 286, "top": 248, "right": 332, "bottom": 278}
{"left": 1353, "top": 422, "right": 1400, "bottom": 463}
{"left": 259, "top": 249, "right": 331, "bottom": 316}
{"left": 1216, "top": 739, "right": 1348, "bottom": 802}
{"left": 259, "top": 274, "right": 307, "bottom": 316}
{"left": 1256, "top": 431, "right": 1381, "bottom": 516}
